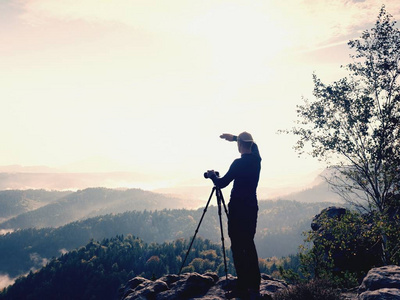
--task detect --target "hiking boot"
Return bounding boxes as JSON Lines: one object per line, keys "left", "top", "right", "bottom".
{"left": 225, "top": 288, "right": 249, "bottom": 299}
{"left": 248, "top": 288, "right": 261, "bottom": 300}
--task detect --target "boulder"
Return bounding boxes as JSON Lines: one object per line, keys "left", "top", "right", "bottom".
{"left": 122, "top": 278, "right": 169, "bottom": 299}
{"left": 311, "top": 206, "right": 347, "bottom": 231}
{"left": 359, "top": 288, "right": 400, "bottom": 300}
{"left": 260, "top": 274, "right": 288, "bottom": 294}
{"left": 120, "top": 272, "right": 287, "bottom": 299}
{"left": 359, "top": 265, "right": 400, "bottom": 299}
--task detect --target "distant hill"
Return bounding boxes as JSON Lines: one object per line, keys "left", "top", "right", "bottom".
{"left": 278, "top": 180, "right": 343, "bottom": 203}
{"left": 0, "top": 170, "right": 157, "bottom": 191}
{"left": 0, "top": 190, "right": 71, "bottom": 223}
{"left": 0, "top": 165, "right": 343, "bottom": 203}
{"left": 155, "top": 178, "right": 343, "bottom": 204}
{"left": 0, "top": 188, "right": 203, "bottom": 230}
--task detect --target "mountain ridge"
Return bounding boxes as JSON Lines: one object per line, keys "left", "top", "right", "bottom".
{"left": 0, "top": 187, "right": 203, "bottom": 230}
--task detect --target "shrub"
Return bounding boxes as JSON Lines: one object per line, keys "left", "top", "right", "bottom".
{"left": 273, "top": 279, "right": 341, "bottom": 300}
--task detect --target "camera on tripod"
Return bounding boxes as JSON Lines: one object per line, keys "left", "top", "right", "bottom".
{"left": 204, "top": 171, "right": 219, "bottom": 179}
{"left": 179, "top": 171, "right": 229, "bottom": 280}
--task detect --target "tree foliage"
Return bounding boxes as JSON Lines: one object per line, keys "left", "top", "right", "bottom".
{"left": 289, "top": 6, "right": 400, "bottom": 264}
{"left": 300, "top": 211, "right": 379, "bottom": 286}
{"left": 291, "top": 5, "right": 400, "bottom": 209}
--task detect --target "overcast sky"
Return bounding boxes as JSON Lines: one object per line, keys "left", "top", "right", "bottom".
{"left": 1, "top": 0, "right": 399, "bottom": 192}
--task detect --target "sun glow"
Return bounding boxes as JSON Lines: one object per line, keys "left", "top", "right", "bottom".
{"left": 188, "top": 3, "right": 291, "bottom": 77}
{"left": 1, "top": 0, "right": 399, "bottom": 194}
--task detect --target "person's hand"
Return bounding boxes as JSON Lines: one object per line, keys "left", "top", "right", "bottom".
{"left": 220, "top": 133, "right": 235, "bottom": 142}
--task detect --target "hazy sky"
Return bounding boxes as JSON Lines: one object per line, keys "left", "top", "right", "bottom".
{"left": 1, "top": 0, "right": 399, "bottom": 191}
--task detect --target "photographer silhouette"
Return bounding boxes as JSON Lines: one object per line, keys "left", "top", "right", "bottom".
{"left": 206, "top": 132, "right": 261, "bottom": 300}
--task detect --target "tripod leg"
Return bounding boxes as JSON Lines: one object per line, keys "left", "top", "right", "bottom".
{"left": 179, "top": 187, "right": 216, "bottom": 275}
{"left": 219, "top": 189, "right": 229, "bottom": 217}
{"left": 216, "top": 188, "right": 229, "bottom": 281}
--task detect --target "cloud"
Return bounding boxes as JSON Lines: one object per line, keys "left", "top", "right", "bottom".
{"left": 17, "top": 0, "right": 399, "bottom": 50}
{"left": 16, "top": 0, "right": 397, "bottom": 76}
{"left": 267, "top": 0, "right": 400, "bottom": 50}
{"left": 0, "top": 229, "right": 14, "bottom": 235}
{"left": 29, "top": 253, "right": 49, "bottom": 270}
{"left": 59, "top": 248, "right": 68, "bottom": 255}
{"left": 0, "top": 274, "right": 15, "bottom": 290}
{"left": 18, "top": 0, "right": 206, "bottom": 32}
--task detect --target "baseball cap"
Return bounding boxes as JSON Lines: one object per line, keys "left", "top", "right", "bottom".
{"left": 238, "top": 131, "right": 254, "bottom": 142}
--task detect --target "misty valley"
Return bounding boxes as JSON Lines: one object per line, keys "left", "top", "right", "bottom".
{"left": 0, "top": 187, "right": 336, "bottom": 298}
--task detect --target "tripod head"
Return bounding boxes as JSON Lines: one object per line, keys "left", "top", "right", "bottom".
{"left": 204, "top": 170, "right": 219, "bottom": 179}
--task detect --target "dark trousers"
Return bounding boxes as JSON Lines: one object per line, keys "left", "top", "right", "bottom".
{"left": 228, "top": 202, "right": 261, "bottom": 291}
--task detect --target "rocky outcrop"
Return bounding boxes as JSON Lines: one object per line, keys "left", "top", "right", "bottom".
{"left": 311, "top": 206, "right": 381, "bottom": 276}
{"left": 311, "top": 206, "right": 347, "bottom": 231}
{"left": 358, "top": 265, "right": 400, "bottom": 299}
{"left": 119, "top": 272, "right": 287, "bottom": 299}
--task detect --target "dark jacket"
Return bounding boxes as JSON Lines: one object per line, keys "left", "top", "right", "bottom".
{"left": 211, "top": 142, "right": 261, "bottom": 207}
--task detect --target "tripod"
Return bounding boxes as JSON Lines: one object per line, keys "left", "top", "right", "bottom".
{"left": 179, "top": 185, "right": 229, "bottom": 280}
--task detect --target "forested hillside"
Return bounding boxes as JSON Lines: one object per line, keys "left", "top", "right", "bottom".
{"left": 0, "top": 234, "right": 302, "bottom": 300}
{"left": 0, "top": 200, "right": 332, "bottom": 278}
{"left": 0, "top": 188, "right": 202, "bottom": 230}
{"left": 0, "top": 190, "right": 71, "bottom": 223}
{"left": 0, "top": 235, "right": 233, "bottom": 300}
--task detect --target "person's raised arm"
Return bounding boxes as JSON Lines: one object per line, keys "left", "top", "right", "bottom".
{"left": 220, "top": 133, "right": 237, "bottom": 142}
{"left": 221, "top": 132, "right": 261, "bottom": 159}
{"left": 251, "top": 142, "right": 261, "bottom": 159}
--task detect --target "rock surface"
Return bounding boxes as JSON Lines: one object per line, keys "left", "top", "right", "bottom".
{"left": 120, "top": 272, "right": 287, "bottom": 299}
{"left": 119, "top": 266, "right": 400, "bottom": 299}
{"left": 359, "top": 265, "right": 400, "bottom": 300}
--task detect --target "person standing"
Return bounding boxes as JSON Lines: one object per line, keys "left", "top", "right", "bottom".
{"left": 206, "top": 132, "right": 261, "bottom": 299}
